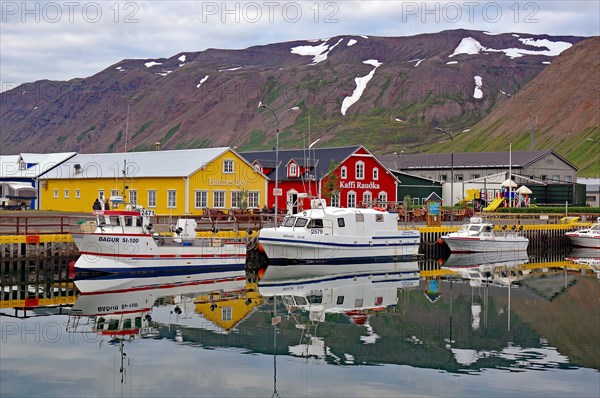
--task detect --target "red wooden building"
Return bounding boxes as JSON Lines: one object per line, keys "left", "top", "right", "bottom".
{"left": 241, "top": 146, "right": 399, "bottom": 214}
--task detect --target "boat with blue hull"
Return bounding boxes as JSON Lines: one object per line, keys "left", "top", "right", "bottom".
{"left": 71, "top": 207, "right": 246, "bottom": 274}
{"left": 256, "top": 199, "right": 420, "bottom": 268}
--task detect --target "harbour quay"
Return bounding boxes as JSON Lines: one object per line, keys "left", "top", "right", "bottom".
{"left": 0, "top": 211, "right": 591, "bottom": 259}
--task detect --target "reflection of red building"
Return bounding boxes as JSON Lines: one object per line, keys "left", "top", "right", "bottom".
{"left": 241, "top": 146, "right": 399, "bottom": 213}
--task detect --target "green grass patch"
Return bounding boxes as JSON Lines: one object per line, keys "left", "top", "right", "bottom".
{"left": 161, "top": 123, "right": 181, "bottom": 144}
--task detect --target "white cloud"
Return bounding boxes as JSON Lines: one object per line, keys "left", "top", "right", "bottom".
{"left": 0, "top": 1, "right": 598, "bottom": 91}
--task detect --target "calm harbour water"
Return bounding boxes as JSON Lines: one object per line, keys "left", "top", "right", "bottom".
{"left": 1, "top": 247, "right": 598, "bottom": 398}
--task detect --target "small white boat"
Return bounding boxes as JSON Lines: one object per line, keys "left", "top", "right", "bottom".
{"left": 565, "top": 219, "right": 600, "bottom": 249}
{"left": 441, "top": 217, "right": 528, "bottom": 253}
{"left": 71, "top": 207, "right": 246, "bottom": 274}
{"left": 256, "top": 199, "right": 420, "bottom": 268}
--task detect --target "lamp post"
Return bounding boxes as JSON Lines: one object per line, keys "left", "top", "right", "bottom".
{"left": 436, "top": 127, "right": 455, "bottom": 226}
{"left": 261, "top": 104, "right": 300, "bottom": 228}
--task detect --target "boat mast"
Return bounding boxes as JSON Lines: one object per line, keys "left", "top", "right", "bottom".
{"left": 122, "top": 103, "right": 130, "bottom": 204}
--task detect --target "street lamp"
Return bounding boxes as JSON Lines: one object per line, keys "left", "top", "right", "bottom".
{"left": 261, "top": 104, "right": 300, "bottom": 228}
{"left": 436, "top": 127, "right": 455, "bottom": 226}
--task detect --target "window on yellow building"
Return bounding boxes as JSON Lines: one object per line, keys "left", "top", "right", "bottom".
{"left": 75, "top": 190, "right": 80, "bottom": 199}
{"left": 53, "top": 189, "right": 58, "bottom": 198}
{"left": 231, "top": 191, "right": 243, "bottom": 208}
{"left": 223, "top": 159, "right": 234, "bottom": 174}
{"left": 248, "top": 191, "right": 259, "bottom": 208}
{"left": 222, "top": 306, "right": 232, "bottom": 321}
{"left": 148, "top": 190, "right": 156, "bottom": 208}
{"left": 195, "top": 190, "right": 207, "bottom": 208}
{"left": 167, "top": 190, "right": 177, "bottom": 208}
{"left": 64, "top": 189, "right": 69, "bottom": 198}
{"left": 129, "top": 190, "right": 137, "bottom": 206}
{"left": 213, "top": 191, "right": 225, "bottom": 208}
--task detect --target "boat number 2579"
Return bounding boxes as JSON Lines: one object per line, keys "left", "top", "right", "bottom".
{"left": 310, "top": 229, "right": 324, "bottom": 235}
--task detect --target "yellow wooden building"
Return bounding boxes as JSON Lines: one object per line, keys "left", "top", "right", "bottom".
{"left": 39, "top": 147, "right": 269, "bottom": 214}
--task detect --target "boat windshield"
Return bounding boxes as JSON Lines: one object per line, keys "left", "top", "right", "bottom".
{"left": 293, "top": 296, "right": 307, "bottom": 305}
{"left": 457, "top": 225, "right": 469, "bottom": 233}
{"left": 469, "top": 225, "right": 482, "bottom": 234}
{"left": 283, "top": 217, "right": 296, "bottom": 227}
{"left": 295, "top": 218, "right": 308, "bottom": 227}
{"left": 590, "top": 224, "right": 600, "bottom": 231}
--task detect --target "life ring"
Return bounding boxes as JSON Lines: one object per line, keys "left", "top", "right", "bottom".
{"left": 373, "top": 206, "right": 387, "bottom": 212}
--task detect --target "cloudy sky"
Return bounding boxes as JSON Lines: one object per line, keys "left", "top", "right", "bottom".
{"left": 1, "top": 1, "right": 599, "bottom": 91}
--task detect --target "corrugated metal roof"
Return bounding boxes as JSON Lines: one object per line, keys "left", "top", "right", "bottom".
{"left": 377, "top": 150, "right": 577, "bottom": 171}
{"left": 241, "top": 146, "right": 362, "bottom": 181}
{"left": 0, "top": 152, "right": 77, "bottom": 178}
{"left": 40, "top": 148, "right": 231, "bottom": 179}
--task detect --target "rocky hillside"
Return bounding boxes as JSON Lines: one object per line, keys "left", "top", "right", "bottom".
{"left": 0, "top": 29, "right": 589, "bottom": 166}
{"left": 448, "top": 36, "right": 600, "bottom": 176}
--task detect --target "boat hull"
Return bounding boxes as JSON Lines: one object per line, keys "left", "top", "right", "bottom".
{"left": 258, "top": 229, "right": 420, "bottom": 266}
{"left": 565, "top": 234, "right": 600, "bottom": 249}
{"left": 442, "top": 236, "right": 529, "bottom": 253}
{"left": 72, "top": 233, "right": 246, "bottom": 273}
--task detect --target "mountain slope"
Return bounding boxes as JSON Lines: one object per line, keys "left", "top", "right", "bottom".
{"left": 451, "top": 36, "right": 600, "bottom": 176}
{"left": 0, "top": 30, "right": 588, "bottom": 160}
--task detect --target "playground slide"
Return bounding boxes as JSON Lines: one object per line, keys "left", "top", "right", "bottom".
{"left": 483, "top": 197, "right": 504, "bottom": 212}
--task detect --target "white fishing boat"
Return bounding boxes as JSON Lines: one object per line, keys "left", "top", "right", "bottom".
{"left": 258, "top": 261, "right": 420, "bottom": 322}
{"left": 71, "top": 206, "right": 246, "bottom": 274}
{"left": 565, "top": 219, "right": 600, "bottom": 249}
{"left": 441, "top": 217, "right": 528, "bottom": 253}
{"left": 256, "top": 199, "right": 420, "bottom": 268}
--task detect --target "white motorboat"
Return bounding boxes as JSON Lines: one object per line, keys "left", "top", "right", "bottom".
{"left": 71, "top": 207, "right": 246, "bottom": 274}
{"left": 441, "top": 217, "right": 528, "bottom": 253}
{"left": 256, "top": 199, "right": 420, "bottom": 268}
{"left": 565, "top": 219, "right": 600, "bottom": 249}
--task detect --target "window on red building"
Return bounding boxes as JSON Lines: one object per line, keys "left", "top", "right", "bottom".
{"left": 348, "top": 191, "right": 356, "bottom": 207}
{"left": 356, "top": 162, "right": 365, "bottom": 180}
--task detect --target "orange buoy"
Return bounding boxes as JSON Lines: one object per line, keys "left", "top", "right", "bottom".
{"left": 437, "top": 258, "right": 444, "bottom": 265}
{"left": 257, "top": 268, "right": 266, "bottom": 280}
{"left": 257, "top": 242, "right": 265, "bottom": 253}
{"left": 437, "top": 238, "right": 444, "bottom": 245}
{"left": 373, "top": 206, "right": 386, "bottom": 212}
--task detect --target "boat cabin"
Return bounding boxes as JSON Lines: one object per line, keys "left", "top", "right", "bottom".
{"left": 280, "top": 201, "right": 397, "bottom": 237}
{"left": 93, "top": 209, "right": 155, "bottom": 234}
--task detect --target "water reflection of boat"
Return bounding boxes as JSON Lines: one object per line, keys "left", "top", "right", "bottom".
{"left": 256, "top": 199, "right": 420, "bottom": 267}
{"left": 565, "top": 219, "right": 600, "bottom": 249}
{"left": 441, "top": 217, "right": 528, "bottom": 253}
{"left": 442, "top": 251, "right": 530, "bottom": 286}
{"left": 566, "top": 247, "right": 600, "bottom": 278}
{"left": 442, "top": 251, "right": 530, "bottom": 269}
{"left": 72, "top": 206, "right": 247, "bottom": 274}
{"left": 258, "top": 262, "right": 420, "bottom": 322}
{"left": 69, "top": 269, "right": 247, "bottom": 338}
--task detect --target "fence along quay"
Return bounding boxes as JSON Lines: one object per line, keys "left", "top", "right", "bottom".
{"left": 0, "top": 211, "right": 594, "bottom": 259}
